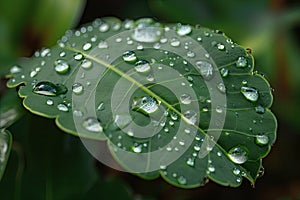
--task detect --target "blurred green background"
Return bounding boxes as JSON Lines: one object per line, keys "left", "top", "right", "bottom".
{"left": 0, "top": 0, "right": 300, "bottom": 199}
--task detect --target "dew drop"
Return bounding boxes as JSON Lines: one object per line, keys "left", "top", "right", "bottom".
{"left": 177, "top": 176, "right": 187, "bottom": 185}
{"left": 73, "top": 110, "right": 83, "bottom": 117}
{"left": 217, "top": 82, "right": 226, "bottom": 93}
{"left": 236, "top": 56, "right": 248, "bottom": 68}
{"left": 82, "top": 117, "right": 103, "bottom": 132}
{"left": 194, "top": 144, "right": 201, "bottom": 151}
{"left": 132, "top": 96, "right": 158, "bottom": 114}
{"left": 59, "top": 51, "right": 66, "bottom": 57}
{"left": 57, "top": 103, "right": 69, "bottom": 112}
{"left": 186, "top": 157, "right": 195, "bottom": 167}
{"left": 40, "top": 48, "right": 51, "bottom": 57}
{"left": 132, "top": 143, "right": 142, "bottom": 153}
{"left": 114, "top": 114, "right": 132, "bottom": 129}
{"left": 81, "top": 59, "right": 93, "bottom": 69}
{"left": 180, "top": 94, "right": 192, "bottom": 105}
{"left": 170, "top": 112, "right": 178, "bottom": 120}
{"left": 217, "top": 151, "right": 222, "bottom": 157}
{"left": 217, "top": 43, "right": 225, "bottom": 50}
{"left": 54, "top": 59, "right": 70, "bottom": 74}
{"left": 160, "top": 165, "right": 167, "bottom": 170}
{"left": 33, "top": 81, "right": 67, "bottom": 96}
{"left": 46, "top": 99, "right": 53, "bottom": 105}
{"left": 99, "top": 23, "right": 109, "bottom": 32}
{"left": 255, "top": 105, "right": 265, "bottom": 114}
{"left": 228, "top": 147, "right": 248, "bottom": 164}
{"left": 170, "top": 38, "right": 180, "bottom": 47}
{"left": 208, "top": 165, "right": 215, "bottom": 172}
{"left": 10, "top": 65, "right": 22, "bottom": 74}
{"left": 220, "top": 68, "right": 229, "bottom": 77}
{"left": 134, "top": 60, "right": 151, "bottom": 73}
{"left": 241, "top": 86, "right": 259, "bottom": 102}
{"left": 72, "top": 83, "right": 83, "bottom": 94}
{"left": 82, "top": 43, "right": 92, "bottom": 51}
{"left": 233, "top": 168, "right": 241, "bottom": 175}
{"left": 123, "top": 50, "right": 137, "bottom": 63}
{"left": 183, "top": 110, "right": 197, "bottom": 125}
{"left": 30, "top": 70, "right": 38, "bottom": 78}
{"left": 215, "top": 106, "right": 223, "bottom": 113}
{"left": 187, "top": 51, "right": 195, "bottom": 58}
{"left": 98, "top": 41, "right": 108, "bottom": 49}
{"left": 195, "top": 61, "right": 213, "bottom": 80}
{"left": 255, "top": 134, "right": 269, "bottom": 146}
{"left": 177, "top": 25, "right": 192, "bottom": 36}
{"left": 74, "top": 53, "right": 84, "bottom": 61}
{"left": 131, "top": 18, "right": 163, "bottom": 43}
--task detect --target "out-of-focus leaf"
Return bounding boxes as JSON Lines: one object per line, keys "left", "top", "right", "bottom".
{"left": 0, "top": 129, "right": 12, "bottom": 181}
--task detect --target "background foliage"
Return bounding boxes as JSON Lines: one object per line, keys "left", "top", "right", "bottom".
{"left": 0, "top": 0, "right": 299, "bottom": 199}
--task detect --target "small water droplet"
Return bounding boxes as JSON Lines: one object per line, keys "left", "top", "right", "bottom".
{"left": 153, "top": 43, "right": 161, "bottom": 49}
{"left": 81, "top": 59, "right": 93, "bottom": 69}
{"left": 177, "top": 176, "right": 187, "bottom": 185}
{"left": 122, "top": 50, "right": 137, "bottom": 63}
{"left": 40, "top": 48, "right": 51, "bottom": 57}
{"left": 236, "top": 56, "right": 248, "bottom": 68}
{"left": 220, "top": 68, "right": 229, "bottom": 77}
{"left": 59, "top": 51, "right": 66, "bottom": 57}
{"left": 135, "top": 60, "right": 151, "bottom": 73}
{"left": 99, "top": 23, "right": 109, "bottom": 32}
{"left": 183, "top": 110, "right": 197, "bottom": 125}
{"left": 217, "top": 151, "right": 222, "bottom": 157}
{"left": 46, "top": 99, "right": 54, "bottom": 105}
{"left": 187, "top": 51, "right": 195, "bottom": 58}
{"left": 186, "top": 157, "right": 195, "bottom": 166}
{"left": 57, "top": 103, "right": 69, "bottom": 112}
{"left": 54, "top": 59, "right": 70, "bottom": 74}
{"left": 72, "top": 83, "right": 83, "bottom": 94}
{"left": 82, "top": 117, "right": 103, "bottom": 132}
{"left": 160, "top": 165, "right": 167, "bottom": 170}
{"left": 132, "top": 96, "right": 158, "bottom": 114}
{"left": 215, "top": 106, "right": 223, "bottom": 113}
{"left": 33, "top": 81, "right": 67, "bottom": 96}
{"left": 208, "top": 164, "right": 215, "bottom": 172}
{"left": 180, "top": 94, "right": 192, "bottom": 105}
{"left": 177, "top": 25, "right": 192, "bottom": 36}
{"left": 73, "top": 110, "right": 83, "bottom": 117}
{"left": 114, "top": 114, "right": 132, "bottom": 129}
{"left": 217, "top": 43, "right": 225, "bottom": 50}
{"left": 257, "top": 166, "right": 265, "bottom": 178}
{"left": 74, "top": 53, "right": 84, "bottom": 61}
{"left": 241, "top": 86, "right": 259, "bottom": 102}
{"left": 97, "top": 102, "right": 105, "bottom": 111}
{"left": 170, "top": 112, "right": 178, "bottom": 120}
{"left": 217, "top": 82, "right": 226, "bottom": 93}
{"left": 83, "top": 43, "right": 92, "bottom": 51}
{"left": 195, "top": 61, "right": 213, "bottom": 80}
{"left": 132, "top": 143, "right": 142, "bottom": 153}
{"left": 255, "top": 134, "right": 269, "bottom": 146}
{"left": 30, "top": 70, "right": 38, "bottom": 78}
{"left": 236, "top": 177, "right": 242, "bottom": 183}
{"left": 233, "top": 168, "right": 241, "bottom": 175}
{"left": 98, "top": 41, "right": 108, "bottom": 49}
{"left": 228, "top": 147, "right": 248, "bottom": 164}
{"left": 255, "top": 105, "right": 265, "bottom": 114}
{"left": 194, "top": 144, "right": 201, "bottom": 151}
{"left": 10, "top": 65, "right": 22, "bottom": 74}
{"left": 170, "top": 38, "right": 180, "bottom": 47}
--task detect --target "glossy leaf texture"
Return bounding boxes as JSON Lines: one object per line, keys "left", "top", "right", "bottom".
{"left": 6, "top": 17, "right": 277, "bottom": 188}
{"left": 0, "top": 129, "right": 12, "bottom": 181}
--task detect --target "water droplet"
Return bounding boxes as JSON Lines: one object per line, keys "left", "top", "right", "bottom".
{"left": 74, "top": 53, "right": 84, "bottom": 61}
{"left": 131, "top": 18, "right": 162, "bottom": 43}
{"left": 177, "top": 176, "right": 187, "bottom": 185}
{"left": 194, "top": 144, "right": 201, "bottom": 151}
{"left": 179, "top": 140, "right": 185, "bottom": 146}
{"left": 40, "top": 48, "right": 51, "bottom": 57}
{"left": 82, "top": 117, "right": 103, "bottom": 132}
{"left": 99, "top": 23, "right": 109, "bottom": 32}
{"left": 136, "top": 44, "right": 144, "bottom": 50}
{"left": 177, "top": 25, "right": 192, "bottom": 36}
{"left": 83, "top": 43, "right": 92, "bottom": 51}
{"left": 54, "top": 59, "right": 70, "bottom": 74}
{"left": 255, "top": 105, "right": 265, "bottom": 114}
{"left": 73, "top": 110, "right": 83, "bottom": 117}
{"left": 236, "top": 177, "right": 242, "bottom": 183}
{"left": 186, "top": 157, "right": 195, "bottom": 166}
{"left": 255, "top": 135, "right": 269, "bottom": 146}
{"left": 98, "top": 41, "right": 108, "bottom": 49}
{"left": 123, "top": 51, "right": 137, "bottom": 63}
{"left": 236, "top": 56, "right": 248, "bottom": 68}
{"left": 132, "top": 143, "right": 142, "bottom": 153}
{"left": 135, "top": 60, "right": 151, "bottom": 73}
{"left": 97, "top": 102, "right": 105, "bottom": 111}
{"left": 257, "top": 166, "right": 265, "bottom": 178}
{"left": 217, "top": 151, "right": 222, "bottom": 157}
{"left": 183, "top": 110, "right": 197, "bottom": 125}
{"left": 33, "top": 81, "right": 67, "bottom": 96}
{"left": 59, "top": 51, "right": 66, "bottom": 57}
{"left": 10, "top": 65, "right": 22, "bottom": 74}
{"left": 233, "top": 168, "right": 241, "bottom": 175}
{"left": 195, "top": 61, "right": 213, "bottom": 80}
{"left": 217, "top": 82, "right": 226, "bottom": 93}
{"left": 160, "top": 165, "right": 167, "bottom": 170}
{"left": 220, "top": 68, "right": 229, "bottom": 77}
{"left": 228, "top": 147, "right": 248, "bottom": 164}
{"left": 187, "top": 51, "right": 195, "bottom": 58}
{"left": 180, "top": 94, "right": 192, "bottom": 105}
{"left": 241, "top": 86, "right": 259, "bottom": 102}
{"left": 132, "top": 96, "right": 158, "bottom": 114}
{"left": 57, "top": 103, "right": 69, "bottom": 112}
{"left": 242, "top": 80, "right": 248, "bottom": 85}
{"left": 30, "top": 70, "right": 38, "bottom": 78}
{"left": 46, "top": 99, "right": 53, "bottom": 105}
{"left": 114, "top": 114, "right": 132, "bottom": 129}
{"left": 215, "top": 106, "right": 223, "bottom": 113}
{"left": 208, "top": 164, "right": 215, "bottom": 172}
{"left": 170, "top": 38, "right": 180, "bottom": 47}
{"left": 81, "top": 59, "right": 93, "bottom": 69}
{"left": 217, "top": 43, "right": 225, "bottom": 50}
{"left": 72, "top": 83, "right": 83, "bottom": 94}
{"left": 170, "top": 112, "right": 178, "bottom": 120}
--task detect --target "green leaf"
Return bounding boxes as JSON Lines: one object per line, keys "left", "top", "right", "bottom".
{"left": 6, "top": 17, "right": 277, "bottom": 188}
{"left": 0, "top": 129, "right": 12, "bottom": 181}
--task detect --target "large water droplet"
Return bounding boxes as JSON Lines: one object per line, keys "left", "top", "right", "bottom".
{"left": 132, "top": 96, "right": 158, "bottom": 114}
{"left": 241, "top": 86, "right": 259, "bottom": 102}
{"left": 180, "top": 94, "right": 192, "bottom": 105}
{"left": 33, "top": 81, "right": 67, "bottom": 96}
{"left": 183, "top": 110, "right": 197, "bottom": 125}
{"left": 135, "top": 60, "right": 151, "bottom": 73}
{"left": 72, "top": 83, "right": 83, "bottom": 94}
{"left": 131, "top": 18, "right": 163, "bottom": 43}
{"left": 82, "top": 117, "right": 103, "bottom": 132}
{"left": 255, "top": 135, "right": 269, "bottom": 146}
{"left": 123, "top": 50, "right": 137, "bottom": 63}
{"left": 54, "top": 59, "right": 70, "bottom": 74}
{"left": 195, "top": 61, "right": 213, "bottom": 80}
{"left": 74, "top": 53, "right": 84, "bottom": 61}
{"left": 228, "top": 147, "right": 248, "bottom": 164}
{"left": 57, "top": 103, "right": 69, "bottom": 112}
{"left": 10, "top": 65, "right": 22, "bottom": 74}
{"left": 177, "top": 25, "right": 192, "bottom": 36}
{"left": 236, "top": 56, "right": 248, "bottom": 68}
